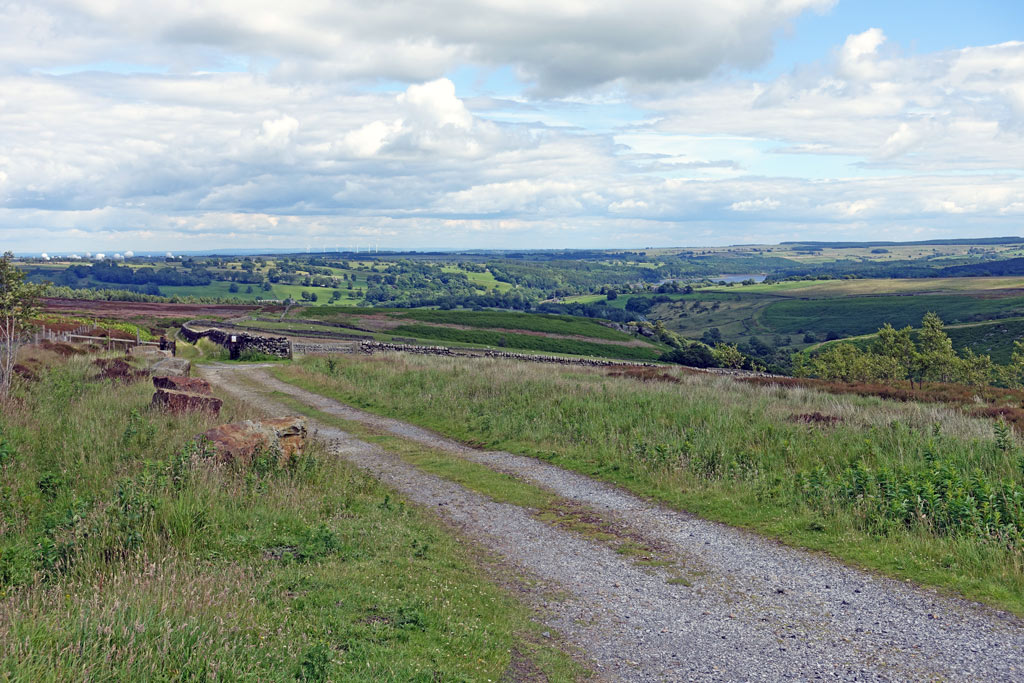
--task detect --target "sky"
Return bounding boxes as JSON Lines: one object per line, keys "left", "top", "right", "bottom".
{"left": 1, "top": 1, "right": 1023, "bottom": 253}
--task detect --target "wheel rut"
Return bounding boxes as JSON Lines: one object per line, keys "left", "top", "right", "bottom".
{"left": 200, "top": 363, "right": 1024, "bottom": 682}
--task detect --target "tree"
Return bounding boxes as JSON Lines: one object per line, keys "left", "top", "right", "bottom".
{"left": 954, "top": 348, "right": 993, "bottom": 386}
{"left": 872, "top": 323, "right": 915, "bottom": 382}
{"left": 661, "top": 343, "right": 716, "bottom": 368}
{"left": 1005, "top": 341, "right": 1024, "bottom": 388}
{"left": 701, "top": 327, "right": 722, "bottom": 346}
{"left": 0, "top": 252, "right": 44, "bottom": 399}
{"left": 914, "top": 312, "right": 957, "bottom": 382}
{"left": 711, "top": 342, "right": 745, "bottom": 369}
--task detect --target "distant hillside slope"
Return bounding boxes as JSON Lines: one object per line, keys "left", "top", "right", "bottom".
{"left": 937, "top": 257, "right": 1024, "bottom": 277}
{"left": 286, "top": 306, "right": 668, "bottom": 361}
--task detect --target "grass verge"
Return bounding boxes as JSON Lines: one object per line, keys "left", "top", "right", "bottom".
{"left": 0, "top": 355, "right": 585, "bottom": 680}
{"left": 274, "top": 353, "right": 1024, "bottom": 615}
{"left": 262, "top": 389, "right": 678, "bottom": 575}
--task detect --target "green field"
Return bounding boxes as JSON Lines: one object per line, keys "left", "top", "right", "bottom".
{"left": 572, "top": 278, "right": 1024, "bottom": 359}
{"left": 716, "top": 276, "right": 1024, "bottom": 298}
{"left": 284, "top": 306, "right": 667, "bottom": 360}
{"left": 396, "top": 309, "right": 635, "bottom": 341}
{"left": 761, "top": 293, "right": 1024, "bottom": 338}
{"left": 440, "top": 266, "right": 513, "bottom": 292}
{"left": 390, "top": 324, "right": 664, "bottom": 360}
{"left": 161, "top": 281, "right": 364, "bottom": 304}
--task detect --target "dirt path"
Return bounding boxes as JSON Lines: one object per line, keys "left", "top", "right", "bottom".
{"left": 201, "top": 363, "right": 1024, "bottom": 682}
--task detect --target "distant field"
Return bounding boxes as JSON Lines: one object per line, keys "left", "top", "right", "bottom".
{"left": 593, "top": 277, "right": 1024, "bottom": 353}
{"left": 161, "top": 281, "right": 363, "bottom": 304}
{"left": 440, "top": 266, "right": 513, "bottom": 292}
{"left": 714, "top": 276, "right": 1024, "bottom": 298}
{"left": 396, "top": 309, "right": 633, "bottom": 341}
{"left": 288, "top": 306, "right": 666, "bottom": 360}
{"left": 659, "top": 242, "right": 1023, "bottom": 264}
{"left": 946, "top": 320, "right": 1024, "bottom": 363}
{"left": 390, "top": 324, "right": 663, "bottom": 360}
{"left": 760, "top": 293, "right": 1024, "bottom": 338}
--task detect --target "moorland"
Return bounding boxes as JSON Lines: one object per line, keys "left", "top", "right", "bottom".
{"left": 6, "top": 237, "right": 1024, "bottom": 678}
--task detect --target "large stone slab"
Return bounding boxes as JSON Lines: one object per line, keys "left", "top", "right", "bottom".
{"left": 151, "top": 357, "right": 192, "bottom": 376}
{"left": 129, "top": 345, "right": 171, "bottom": 360}
{"left": 152, "top": 375, "right": 211, "bottom": 394}
{"left": 152, "top": 388, "right": 222, "bottom": 415}
{"left": 198, "top": 417, "right": 307, "bottom": 467}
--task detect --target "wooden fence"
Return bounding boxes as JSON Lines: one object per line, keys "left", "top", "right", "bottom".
{"left": 33, "top": 324, "right": 161, "bottom": 351}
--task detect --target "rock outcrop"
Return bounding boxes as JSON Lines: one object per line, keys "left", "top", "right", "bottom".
{"left": 198, "top": 417, "right": 307, "bottom": 467}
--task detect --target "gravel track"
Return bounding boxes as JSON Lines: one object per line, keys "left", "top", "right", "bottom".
{"left": 202, "top": 363, "right": 1024, "bottom": 682}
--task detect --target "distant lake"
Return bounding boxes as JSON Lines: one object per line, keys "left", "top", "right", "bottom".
{"left": 656, "top": 273, "right": 767, "bottom": 285}
{"left": 713, "top": 273, "right": 767, "bottom": 283}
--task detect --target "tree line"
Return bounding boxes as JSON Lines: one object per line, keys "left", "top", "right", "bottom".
{"left": 794, "top": 313, "right": 1013, "bottom": 387}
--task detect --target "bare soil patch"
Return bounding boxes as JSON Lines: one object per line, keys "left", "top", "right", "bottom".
{"left": 38, "top": 340, "right": 85, "bottom": 357}
{"left": 42, "top": 297, "right": 276, "bottom": 320}
{"left": 606, "top": 366, "right": 684, "bottom": 383}
{"left": 92, "top": 357, "right": 150, "bottom": 383}
{"left": 790, "top": 412, "right": 843, "bottom": 427}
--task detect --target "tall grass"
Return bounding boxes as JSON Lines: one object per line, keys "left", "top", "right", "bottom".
{"left": 0, "top": 356, "right": 582, "bottom": 680}
{"left": 279, "top": 353, "right": 1024, "bottom": 614}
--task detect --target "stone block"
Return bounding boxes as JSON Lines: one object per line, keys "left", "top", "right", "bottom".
{"left": 151, "top": 357, "right": 192, "bottom": 376}
{"left": 152, "top": 388, "right": 222, "bottom": 415}
{"left": 129, "top": 345, "right": 171, "bottom": 359}
{"left": 198, "top": 417, "right": 307, "bottom": 466}
{"left": 152, "top": 375, "right": 212, "bottom": 395}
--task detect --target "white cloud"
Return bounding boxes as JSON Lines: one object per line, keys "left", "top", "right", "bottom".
{"left": 399, "top": 79, "right": 472, "bottom": 130}
{"left": 2, "top": 1, "right": 834, "bottom": 93}
{"left": 340, "top": 120, "right": 404, "bottom": 158}
{"left": 647, "top": 35, "right": 1024, "bottom": 173}
{"left": 730, "top": 197, "right": 781, "bottom": 211}
{"left": 256, "top": 115, "right": 299, "bottom": 148}
{"left": 1, "top": 11, "right": 1023, "bottom": 251}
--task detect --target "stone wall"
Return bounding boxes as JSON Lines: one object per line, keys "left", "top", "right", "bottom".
{"left": 180, "top": 321, "right": 292, "bottom": 359}
{"left": 354, "top": 340, "right": 658, "bottom": 368}
{"left": 291, "top": 342, "right": 357, "bottom": 355}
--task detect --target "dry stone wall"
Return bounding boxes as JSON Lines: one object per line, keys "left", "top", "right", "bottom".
{"left": 292, "top": 342, "right": 357, "bottom": 355}
{"left": 354, "top": 340, "right": 659, "bottom": 368}
{"left": 180, "top": 321, "right": 291, "bottom": 359}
